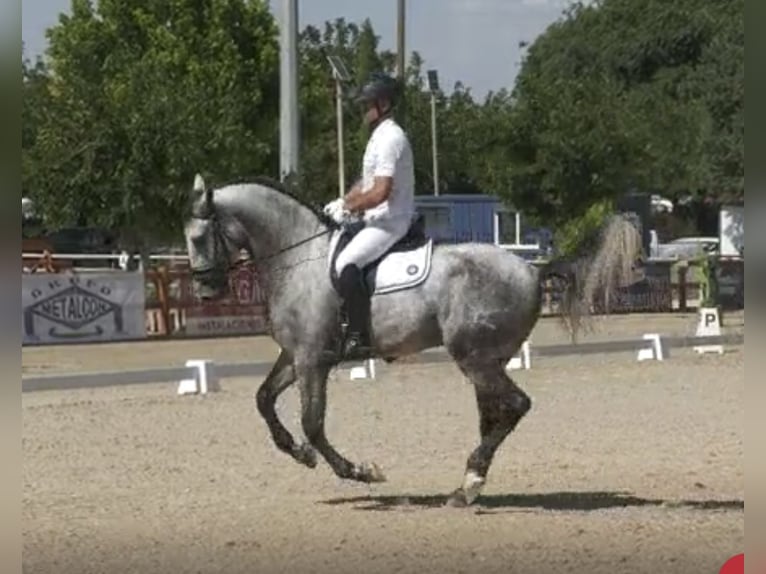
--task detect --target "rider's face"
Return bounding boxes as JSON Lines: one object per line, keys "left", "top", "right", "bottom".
{"left": 363, "top": 98, "right": 390, "bottom": 126}
{"left": 363, "top": 101, "right": 379, "bottom": 125}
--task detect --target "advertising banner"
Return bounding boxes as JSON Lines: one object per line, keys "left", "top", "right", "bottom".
{"left": 22, "top": 272, "right": 147, "bottom": 345}
{"left": 184, "top": 263, "right": 270, "bottom": 337}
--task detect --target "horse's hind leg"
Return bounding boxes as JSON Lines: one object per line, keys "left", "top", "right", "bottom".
{"left": 296, "top": 361, "right": 386, "bottom": 483}
{"left": 255, "top": 349, "right": 317, "bottom": 468}
{"left": 447, "top": 360, "right": 532, "bottom": 507}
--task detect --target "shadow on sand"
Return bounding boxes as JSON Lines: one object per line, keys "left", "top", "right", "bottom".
{"left": 320, "top": 490, "right": 744, "bottom": 514}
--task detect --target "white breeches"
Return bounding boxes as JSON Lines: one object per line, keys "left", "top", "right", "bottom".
{"left": 334, "top": 219, "right": 409, "bottom": 276}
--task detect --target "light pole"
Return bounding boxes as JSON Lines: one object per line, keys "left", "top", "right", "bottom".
{"left": 397, "top": 0, "right": 406, "bottom": 79}
{"left": 327, "top": 55, "right": 352, "bottom": 198}
{"left": 279, "top": 0, "right": 299, "bottom": 181}
{"left": 427, "top": 69, "right": 440, "bottom": 196}
{"left": 396, "top": 0, "right": 407, "bottom": 126}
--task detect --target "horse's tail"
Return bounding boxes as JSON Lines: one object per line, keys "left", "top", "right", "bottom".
{"left": 538, "top": 258, "right": 584, "bottom": 342}
{"left": 539, "top": 213, "right": 643, "bottom": 342}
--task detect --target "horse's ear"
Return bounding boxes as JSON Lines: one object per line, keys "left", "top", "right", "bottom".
{"left": 193, "top": 173, "right": 206, "bottom": 194}
{"left": 191, "top": 173, "right": 214, "bottom": 214}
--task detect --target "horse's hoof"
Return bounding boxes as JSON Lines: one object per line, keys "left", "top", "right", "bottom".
{"left": 293, "top": 443, "right": 317, "bottom": 468}
{"left": 461, "top": 470, "right": 485, "bottom": 505}
{"left": 445, "top": 488, "right": 470, "bottom": 508}
{"left": 356, "top": 462, "right": 386, "bottom": 483}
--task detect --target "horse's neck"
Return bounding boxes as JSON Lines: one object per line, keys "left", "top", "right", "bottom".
{"left": 254, "top": 225, "right": 331, "bottom": 311}
{"left": 220, "top": 184, "right": 330, "bottom": 301}
{"left": 219, "top": 184, "right": 322, "bottom": 254}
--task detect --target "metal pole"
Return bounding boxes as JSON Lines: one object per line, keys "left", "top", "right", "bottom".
{"left": 279, "top": 0, "right": 299, "bottom": 181}
{"left": 396, "top": 0, "right": 406, "bottom": 126}
{"left": 430, "top": 91, "right": 439, "bottom": 196}
{"left": 335, "top": 77, "right": 345, "bottom": 198}
{"left": 397, "top": 0, "right": 406, "bottom": 79}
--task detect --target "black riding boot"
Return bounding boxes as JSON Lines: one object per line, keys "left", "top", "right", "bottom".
{"left": 338, "top": 264, "right": 372, "bottom": 360}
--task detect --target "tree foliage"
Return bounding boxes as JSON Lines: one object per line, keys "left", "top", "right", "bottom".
{"left": 22, "top": 0, "right": 743, "bottom": 249}
{"left": 502, "top": 0, "right": 743, "bottom": 230}
{"left": 23, "top": 0, "right": 279, "bottom": 245}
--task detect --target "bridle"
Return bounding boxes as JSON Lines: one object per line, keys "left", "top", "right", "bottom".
{"left": 188, "top": 188, "right": 231, "bottom": 283}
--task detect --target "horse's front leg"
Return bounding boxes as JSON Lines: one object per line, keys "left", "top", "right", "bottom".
{"left": 255, "top": 349, "right": 317, "bottom": 468}
{"left": 297, "top": 361, "right": 386, "bottom": 483}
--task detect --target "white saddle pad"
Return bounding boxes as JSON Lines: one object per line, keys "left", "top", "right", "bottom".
{"left": 328, "top": 230, "right": 434, "bottom": 296}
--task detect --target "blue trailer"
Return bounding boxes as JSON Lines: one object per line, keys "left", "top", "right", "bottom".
{"left": 414, "top": 194, "right": 552, "bottom": 257}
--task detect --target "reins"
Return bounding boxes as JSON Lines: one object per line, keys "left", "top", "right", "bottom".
{"left": 251, "top": 227, "right": 334, "bottom": 266}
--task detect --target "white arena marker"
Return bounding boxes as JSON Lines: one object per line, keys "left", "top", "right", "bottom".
{"left": 177, "top": 359, "right": 220, "bottom": 395}
{"left": 507, "top": 341, "right": 531, "bottom": 370}
{"left": 350, "top": 359, "right": 376, "bottom": 381}
{"left": 694, "top": 307, "right": 724, "bottom": 355}
{"left": 637, "top": 333, "right": 665, "bottom": 362}
{"left": 177, "top": 378, "right": 198, "bottom": 395}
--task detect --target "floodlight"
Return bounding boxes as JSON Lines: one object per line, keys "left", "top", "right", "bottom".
{"left": 327, "top": 55, "right": 352, "bottom": 83}
{"left": 427, "top": 69, "right": 439, "bottom": 93}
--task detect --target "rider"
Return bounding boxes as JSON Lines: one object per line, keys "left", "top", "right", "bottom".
{"left": 323, "top": 71, "right": 416, "bottom": 360}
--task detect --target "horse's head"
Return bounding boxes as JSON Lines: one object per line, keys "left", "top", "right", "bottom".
{"left": 183, "top": 174, "right": 240, "bottom": 301}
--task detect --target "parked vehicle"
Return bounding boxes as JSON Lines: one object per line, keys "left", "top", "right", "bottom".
{"left": 650, "top": 232, "right": 719, "bottom": 260}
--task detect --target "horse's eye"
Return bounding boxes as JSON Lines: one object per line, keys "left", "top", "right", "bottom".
{"left": 190, "top": 233, "right": 208, "bottom": 247}
{"left": 187, "top": 220, "right": 211, "bottom": 244}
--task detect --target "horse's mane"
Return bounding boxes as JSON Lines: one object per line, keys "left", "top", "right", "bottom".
{"left": 215, "top": 175, "right": 339, "bottom": 229}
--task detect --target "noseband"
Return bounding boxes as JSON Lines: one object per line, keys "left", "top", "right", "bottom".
{"left": 189, "top": 187, "right": 233, "bottom": 282}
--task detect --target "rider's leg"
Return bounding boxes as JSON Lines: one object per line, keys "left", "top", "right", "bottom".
{"left": 334, "top": 223, "right": 406, "bottom": 357}
{"left": 337, "top": 263, "right": 370, "bottom": 353}
{"left": 334, "top": 221, "right": 409, "bottom": 276}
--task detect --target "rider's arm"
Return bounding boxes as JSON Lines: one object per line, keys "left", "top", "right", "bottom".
{"left": 343, "top": 133, "right": 401, "bottom": 213}
{"left": 349, "top": 178, "right": 363, "bottom": 194}
{"left": 344, "top": 176, "right": 393, "bottom": 212}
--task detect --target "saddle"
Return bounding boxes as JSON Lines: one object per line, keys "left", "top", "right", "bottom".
{"left": 328, "top": 212, "right": 432, "bottom": 295}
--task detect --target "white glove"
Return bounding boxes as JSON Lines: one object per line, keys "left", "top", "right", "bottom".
{"left": 323, "top": 198, "right": 350, "bottom": 224}
{"left": 323, "top": 198, "right": 342, "bottom": 217}
{"left": 323, "top": 198, "right": 341, "bottom": 214}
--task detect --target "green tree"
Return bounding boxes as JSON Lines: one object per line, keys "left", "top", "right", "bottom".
{"left": 22, "top": 54, "right": 51, "bottom": 201}
{"left": 23, "top": 9, "right": 510, "bottom": 241}
{"left": 502, "top": 0, "right": 743, "bottom": 235}
{"left": 24, "top": 0, "right": 280, "bottom": 248}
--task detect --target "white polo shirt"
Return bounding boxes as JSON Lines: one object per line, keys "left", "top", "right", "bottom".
{"left": 360, "top": 117, "right": 415, "bottom": 228}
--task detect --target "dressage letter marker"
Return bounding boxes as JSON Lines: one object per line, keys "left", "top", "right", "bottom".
{"left": 694, "top": 307, "right": 724, "bottom": 354}
{"left": 350, "top": 359, "right": 377, "bottom": 381}
{"left": 177, "top": 359, "right": 220, "bottom": 395}
{"left": 636, "top": 333, "right": 666, "bottom": 361}
{"left": 506, "top": 341, "right": 531, "bottom": 370}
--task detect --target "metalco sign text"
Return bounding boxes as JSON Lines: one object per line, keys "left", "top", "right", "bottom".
{"left": 22, "top": 272, "right": 147, "bottom": 345}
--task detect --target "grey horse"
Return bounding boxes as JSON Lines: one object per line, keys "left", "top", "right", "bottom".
{"left": 183, "top": 174, "right": 642, "bottom": 506}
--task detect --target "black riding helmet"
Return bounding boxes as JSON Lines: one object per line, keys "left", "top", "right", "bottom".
{"left": 354, "top": 72, "right": 400, "bottom": 108}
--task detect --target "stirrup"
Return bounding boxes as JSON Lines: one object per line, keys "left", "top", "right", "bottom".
{"left": 342, "top": 333, "right": 373, "bottom": 361}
